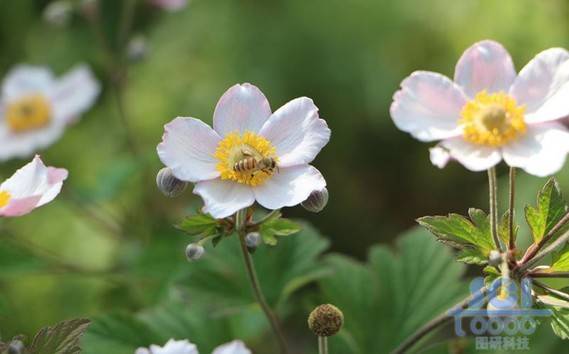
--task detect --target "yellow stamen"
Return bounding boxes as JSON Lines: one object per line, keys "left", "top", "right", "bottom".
{"left": 214, "top": 131, "right": 278, "bottom": 187}
{"left": 0, "top": 191, "right": 11, "bottom": 208}
{"left": 6, "top": 94, "right": 52, "bottom": 133}
{"left": 460, "top": 91, "right": 526, "bottom": 147}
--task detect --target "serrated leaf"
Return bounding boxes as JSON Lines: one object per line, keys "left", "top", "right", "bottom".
{"left": 525, "top": 178, "right": 568, "bottom": 243}
{"left": 550, "top": 306, "right": 569, "bottom": 340}
{"left": 551, "top": 243, "right": 569, "bottom": 272}
{"left": 483, "top": 266, "right": 500, "bottom": 287}
{"left": 417, "top": 208, "right": 495, "bottom": 265}
{"left": 259, "top": 217, "right": 301, "bottom": 246}
{"left": 177, "top": 213, "right": 222, "bottom": 239}
{"left": 29, "top": 318, "right": 90, "bottom": 354}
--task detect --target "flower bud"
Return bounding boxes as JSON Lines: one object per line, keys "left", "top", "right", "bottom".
{"left": 308, "top": 304, "right": 344, "bottom": 337}
{"left": 127, "top": 35, "right": 149, "bottom": 63}
{"left": 43, "top": 1, "right": 74, "bottom": 27}
{"left": 156, "top": 167, "right": 187, "bottom": 197}
{"left": 8, "top": 340, "right": 25, "bottom": 354}
{"left": 245, "top": 232, "right": 261, "bottom": 252}
{"left": 185, "top": 243, "right": 204, "bottom": 261}
{"left": 488, "top": 250, "right": 502, "bottom": 267}
{"left": 301, "top": 188, "right": 329, "bottom": 213}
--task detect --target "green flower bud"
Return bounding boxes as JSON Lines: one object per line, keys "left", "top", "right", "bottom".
{"left": 245, "top": 232, "right": 261, "bottom": 253}
{"left": 185, "top": 243, "right": 204, "bottom": 261}
{"left": 301, "top": 188, "right": 329, "bottom": 213}
{"left": 156, "top": 167, "right": 187, "bottom": 197}
{"left": 308, "top": 304, "right": 344, "bottom": 337}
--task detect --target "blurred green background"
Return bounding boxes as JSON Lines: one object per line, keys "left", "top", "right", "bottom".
{"left": 1, "top": 0, "right": 569, "bottom": 352}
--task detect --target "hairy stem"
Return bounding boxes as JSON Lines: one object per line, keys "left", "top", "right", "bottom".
{"left": 488, "top": 167, "right": 503, "bottom": 252}
{"left": 521, "top": 211, "right": 569, "bottom": 265}
{"left": 236, "top": 209, "right": 288, "bottom": 354}
{"left": 533, "top": 280, "right": 569, "bottom": 302}
{"left": 318, "top": 337, "right": 328, "bottom": 354}
{"left": 519, "top": 228, "right": 569, "bottom": 274}
{"left": 530, "top": 271, "right": 569, "bottom": 278}
{"left": 508, "top": 167, "right": 516, "bottom": 250}
{"left": 392, "top": 286, "right": 488, "bottom": 354}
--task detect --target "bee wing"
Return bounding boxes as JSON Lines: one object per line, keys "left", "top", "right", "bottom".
{"left": 241, "top": 145, "right": 262, "bottom": 160}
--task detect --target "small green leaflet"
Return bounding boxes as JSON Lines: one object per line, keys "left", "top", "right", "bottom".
{"left": 550, "top": 306, "right": 569, "bottom": 340}
{"left": 176, "top": 213, "right": 226, "bottom": 246}
{"left": 525, "top": 178, "right": 568, "bottom": 243}
{"left": 551, "top": 243, "right": 569, "bottom": 272}
{"left": 28, "top": 318, "right": 91, "bottom": 354}
{"left": 417, "top": 208, "right": 500, "bottom": 265}
{"left": 259, "top": 216, "right": 301, "bottom": 246}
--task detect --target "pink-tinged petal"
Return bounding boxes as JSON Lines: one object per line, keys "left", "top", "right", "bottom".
{"left": 259, "top": 97, "right": 330, "bottom": 167}
{"left": 454, "top": 40, "right": 516, "bottom": 98}
{"left": 193, "top": 179, "right": 254, "bottom": 219}
{"left": 213, "top": 340, "right": 252, "bottom": 354}
{"left": 502, "top": 123, "right": 569, "bottom": 177}
{"left": 157, "top": 117, "right": 221, "bottom": 183}
{"left": 429, "top": 146, "right": 451, "bottom": 169}
{"left": 37, "top": 167, "right": 68, "bottom": 207}
{"left": 510, "top": 48, "right": 569, "bottom": 124}
{"left": 2, "top": 65, "right": 55, "bottom": 100}
{"left": 253, "top": 165, "right": 326, "bottom": 210}
{"left": 390, "top": 71, "right": 466, "bottom": 142}
{"left": 0, "top": 155, "right": 51, "bottom": 198}
{"left": 0, "top": 195, "right": 42, "bottom": 217}
{"left": 440, "top": 138, "right": 502, "bottom": 171}
{"left": 50, "top": 65, "right": 101, "bottom": 123}
{"left": 0, "top": 120, "right": 66, "bottom": 161}
{"left": 213, "top": 83, "right": 272, "bottom": 136}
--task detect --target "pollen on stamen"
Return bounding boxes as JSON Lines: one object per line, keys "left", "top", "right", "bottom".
{"left": 0, "top": 191, "right": 11, "bottom": 208}
{"left": 214, "top": 131, "right": 278, "bottom": 187}
{"left": 459, "top": 91, "right": 526, "bottom": 147}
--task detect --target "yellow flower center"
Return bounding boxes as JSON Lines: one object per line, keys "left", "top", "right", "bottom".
{"left": 214, "top": 131, "right": 278, "bottom": 187}
{"left": 459, "top": 91, "right": 526, "bottom": 147}
{"left": 0, "top": 191, "right": 11, "bottom": 208}
{"left": 6, "top": 94, "right": 52, "bottom": 133}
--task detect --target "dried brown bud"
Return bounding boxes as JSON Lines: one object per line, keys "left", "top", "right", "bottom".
{"left": 308, "top": 304, "right": 344, "bottom": 337}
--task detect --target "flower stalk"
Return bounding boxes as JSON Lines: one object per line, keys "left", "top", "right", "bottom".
{"left": 235, "top": 209, "right": 288, "bottom": 354}
{"left": 508, "top": 167, "right": 516, "bottom": 250}
{"left": 487, "top": 167, "right": 503, "bottom": 252}
{"left": 318, "top": 337, "right": 328, "bottom": 354}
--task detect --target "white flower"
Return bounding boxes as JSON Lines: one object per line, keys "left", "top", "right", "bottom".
{"left": 0, "top": 64, "right": 100, "bottom": 161}
{"left": 135, "top": 339, "right": 251, "bottom": 354}
{"left": 0, "top": 155, "right": 68, "bottom": 217}
{"left": 390, "top": 40, "right": 569, "bottom": 177}
{"left": 149, "top": 0, "right": 187, "bottom": 11}
{"left": 157, "top": 83, "right": 331, "bottom": 218}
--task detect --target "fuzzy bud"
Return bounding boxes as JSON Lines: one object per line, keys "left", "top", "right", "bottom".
{"left": 8, "top": 340, "right": 25, "bottom": 354}
{"left": 127, "top": 35, "right": 149, "bottom": 62}
{"left": 43, "top": 1, "right": 74, "bottom": 26}
{"left": 308, "top": 304, "right": 344, "bottom": 337}
{"left": 301, "top": 188, "right": 329, "bottom": 213}
{"left": 488, "top": 250, "right": 502, "bottom": 267}
{"left": 245, "top": 232, "right": 261, "bottom": 252}
{"left": 156, "top": 167, "right": 188, "bottom": 197}
{"left": 185, "top": 243, "right": 204, "bottom": 261}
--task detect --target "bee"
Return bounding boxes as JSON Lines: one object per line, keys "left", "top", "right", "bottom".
{"left": 233, "top": 147, "right": 278, "bottom": 177}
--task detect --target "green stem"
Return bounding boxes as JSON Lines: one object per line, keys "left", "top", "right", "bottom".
{"left": 487, "top": 167, "right": 503, "bottom": 252}
{"left": 508, "top": 167, "right": 516, "bottom": 250}
{"left": 318, "top": 336, "right": 328, "bottom": 354}
{"left": 519, "top": 228, "right": 569, "bottom": 274}
{"left": 236, "top": 209, "right": 288, "bottom": 354}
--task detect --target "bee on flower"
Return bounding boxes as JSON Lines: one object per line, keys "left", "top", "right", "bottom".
{"left": 135, "top": 339, "right": 251, "bottom": 354}
{"left": 0, "top": 155, "right": 68, "bottom": 217}
{"left": 157, "top": 83, "right": 331, "bottom": 219}
{"left": 390, "top": 40, "right": 569, "bottom": 177}
{"left": 0, "top": 64, "right": 100, "bottom": 161}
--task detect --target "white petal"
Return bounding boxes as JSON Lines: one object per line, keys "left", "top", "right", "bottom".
{"left": 429, "top": 146, "right": 451, "bottom": 169}
{"left": 259, "top": 97, "right": 330, "bottom": 167}
{"left": 149, "top": 339, "right": 199, "bottom": 354}
{"left": 212, "top": 340, "right": 252, "bottom": 354}
{"left": 0, "top": 121, "right": 66, "bottom": 161}
{"left": 213, "top": 83, "right": 271, "bottom": 136}
{"left": 510, "top": 48, "right": 569, "bottom": 124}
{"left": 502, "top": 123, "right": 569, "bottom": 177}
{"left": 390, "top": 71, "right": 466, "bottom": 142}
{"left": 2, "top": 65, "right": 55, "bottom": 100}
{"left": 157, "top": 117, "right": 221, "bottom": 183}
{"left": 37, "top": 166, "right": 68, "bottom": 207}
{"left": 253, "top": 165, "right": 326, "bottom": 210}
{"left": 440, "top": 138, "right": 502, "bottom": 171}
{"left": 454, "top": 40, "right": 516, "bottom": 98}
{"left": 193, "top": 179, "right": 254, "bottom": 219}
{"left": 50, "top": 65, "right": 101, "bottom": 123}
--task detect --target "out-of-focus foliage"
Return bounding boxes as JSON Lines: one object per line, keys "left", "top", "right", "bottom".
{"left": 1, "top": 0, "right": 569, "bottom": 353}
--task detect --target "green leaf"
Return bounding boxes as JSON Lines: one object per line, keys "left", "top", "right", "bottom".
{"left": 551, "top": 243, "right": 569, "bottom": 272}
{"left": 318, "top": 227, "right": 468, "bottom": 353}
{"left": 417, "top": 208, "right": 495, "bottom": 264}
{"left": 525, "top": 178, "right": 568, "bottom": 243}
{"left": 259, "top": 217, "right": 301, "bottom": 246}
{"left": 177, "top": 213, "right": 220, "bottom": 236}
{"left": 550, "top": 306, "right": 569, "bottom": 340}
{"left": 28, "top": 318, "right": 90, "bottom": 354}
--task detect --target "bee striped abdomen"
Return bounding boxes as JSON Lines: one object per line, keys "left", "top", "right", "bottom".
{"left": 233, "top": 157, "right": 258, "bottom": 173}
